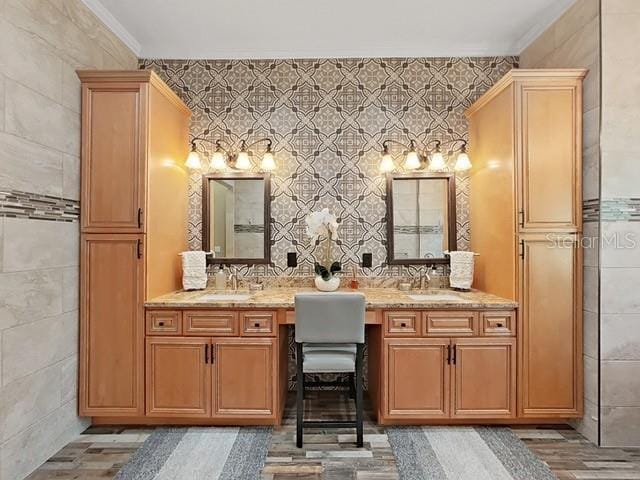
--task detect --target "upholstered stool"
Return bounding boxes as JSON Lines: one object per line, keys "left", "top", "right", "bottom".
{"left": 294, "top": 292, "right": 365, "bottom": 448}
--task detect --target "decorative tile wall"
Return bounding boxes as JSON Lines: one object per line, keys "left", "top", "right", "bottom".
{"left": 140, "top": 57, "right": 518, "bottom": 276}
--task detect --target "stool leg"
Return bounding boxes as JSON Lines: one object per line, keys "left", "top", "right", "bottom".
{"left": 348, "top": 372, "right": 355, "bottom": 399}
{"left": 296, "top": 342, "right": 304, "bottom": 448}
{"left": 355, "top": 344, "right": 364, "bottom": 448}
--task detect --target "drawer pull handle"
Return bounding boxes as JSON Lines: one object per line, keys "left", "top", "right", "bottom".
{"left": 496, "top": 322, "right": 503, "bottom": 328}
{"left": 158, "top": 321, "right": 165, "bottom": 326}
{"left": 400, "top": 322, "right": 407, "bottom": 327}
{"left": 254, "top": 322, "right": 260, "bottom": 328}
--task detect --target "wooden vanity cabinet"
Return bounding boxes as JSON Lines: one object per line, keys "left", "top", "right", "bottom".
{"left": 78, "top": 71, "right": 191, "bottom": 417}
{"left": 146, "top": 337, "right": 211, "bottom": 417}
{"left": 467, "top": 70, "right": 585, "bottom": 419}
{"left": 380, "top": 309, "right": 517, "bottom": 422}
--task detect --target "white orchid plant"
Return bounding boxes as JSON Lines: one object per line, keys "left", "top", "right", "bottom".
{"left": 305, "top": 208, "right": 341, "bottom": 281}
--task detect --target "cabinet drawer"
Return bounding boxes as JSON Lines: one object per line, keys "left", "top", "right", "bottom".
{"left": 241, "top": 311, "right": 276, "bottom": 336}
{"left": 481, "top": 311, "right": 516, "bottom": 337}
{"left": 384, "top": 311, "right": 420, "bottom": 337}
{"left": 184, "top": 311, "right": 239, "bottom": 336}
{"left": 146, "top": 310, "right": 182, "bottom": 335}
{"left": 423, "top": 311, "right": 478, "bottom": 337}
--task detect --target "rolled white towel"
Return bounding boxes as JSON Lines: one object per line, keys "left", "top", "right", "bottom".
{"left": 180, "top": 251, "right": 208, "bottom": 267}
{"left": 445, "top": 250, "right": 479, "bottom": 290}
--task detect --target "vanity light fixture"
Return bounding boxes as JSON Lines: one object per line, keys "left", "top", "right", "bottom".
{"left": 379, "top": 138, "right": 472, "bottom": 173}
{"left": 185, "top": 137, "right": 276, "bottom": 172}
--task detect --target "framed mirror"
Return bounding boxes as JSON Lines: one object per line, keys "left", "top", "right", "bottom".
{"left": 386, "top": 173, "right": 456, "bottom": 265}
{"left": 202, "top": 173, "right": 271, "bottom": 264}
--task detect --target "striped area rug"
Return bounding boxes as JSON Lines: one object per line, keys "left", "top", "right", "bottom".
{"left": 388, "top": 426, "right": 556, "bottom": 480}
{"left": 114, "top": 427, "right": 271, "bottom": 480}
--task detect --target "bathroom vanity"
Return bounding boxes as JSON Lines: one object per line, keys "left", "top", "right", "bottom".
{"left": 78, "top": 69, "right": 584, "bottom": 428}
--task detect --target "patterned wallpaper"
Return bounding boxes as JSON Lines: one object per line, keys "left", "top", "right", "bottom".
{"left": 140, "top": 57, "right": 518, "bottom": 276}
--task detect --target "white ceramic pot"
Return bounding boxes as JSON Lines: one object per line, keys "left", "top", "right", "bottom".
{"left": 314, "top": 275, "right": 340, "bottom": 292}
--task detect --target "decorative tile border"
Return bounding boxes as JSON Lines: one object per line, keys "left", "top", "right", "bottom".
{"left": 583, "top": 199, "right": 599, "bottom": 223}
{"left": 394, "top": 225, "right": 443, "bottom": 234}
{"left": 601, "top": 198, "right": 640, "bottom": 222}
{"left": 0, "top": 190, "right": 80, "bottom": 222}
{"left": 234, "top": 224, "right": 265, "bottom": 233}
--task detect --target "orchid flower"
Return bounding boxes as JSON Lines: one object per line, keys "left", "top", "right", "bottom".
{"left": 305, "top": 208, "right": 339, "bottom": 243}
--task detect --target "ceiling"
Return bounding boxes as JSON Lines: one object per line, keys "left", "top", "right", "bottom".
{"left": 83, "top": 0, "right": 575, "bottom": 59}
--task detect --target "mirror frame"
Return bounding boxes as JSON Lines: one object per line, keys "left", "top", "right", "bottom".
{"left": 385, "top": 172, "right": 457, "bottom": 265}
{"left": 202, "top": 172, "right": 271, "bottom": 265}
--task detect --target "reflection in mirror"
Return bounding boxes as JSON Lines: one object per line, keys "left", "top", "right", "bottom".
{"left": 386, "top": 173, "right": 456, "bottom": 265}
{"left": 202, "top": 174, "right": 270, "bottom": 264}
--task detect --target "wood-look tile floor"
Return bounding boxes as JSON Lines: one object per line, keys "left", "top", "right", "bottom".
{"left": 26, "top": 392, "right": 640, "bottom": 480}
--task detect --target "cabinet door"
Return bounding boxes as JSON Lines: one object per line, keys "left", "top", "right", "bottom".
{"left": 519, "top": 234, "right": 582, "bottom": 417}
{"left": 517, "top": 81, "right": 582, "bottom": 232}
{"left": 81, "top": 82, "right": 147, "bottom": 232}
{"left": 80, "top": 234, "right": 144, "bottom": 416}
{"left": 146, "top": 337, "right": 211, "bottom": 417}
{"left": 213, "top": 338, "right": 276, "bottom": 418}
{"left": 451, "top": 338, "right": 516, "bottom": 418}
{"left": 382, "top": 339, "right": 450, "bottom": 419}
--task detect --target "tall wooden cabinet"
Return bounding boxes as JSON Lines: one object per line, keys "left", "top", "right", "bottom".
{"left": 466, "top": 70, "right": 585, "bottom": 418}
{"left": 78, "top": 71, "right": 191, "bottom": 417}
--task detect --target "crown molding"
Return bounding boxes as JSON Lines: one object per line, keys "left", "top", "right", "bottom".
{"left": 512, "top": 0, "right": 576, "bottom": 54}
{"left": 141, "top": 44, "right": 520, "bottom": 61}
{"left": 80, "top": 0, "right": 141, "bottom": 56}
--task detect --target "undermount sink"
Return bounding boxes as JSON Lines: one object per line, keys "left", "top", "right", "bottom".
{"left": 407, "top": 293, "right": 469, "bottom": 302}
{"left": 197, "top": 293, "right": 252, "bottom": 302}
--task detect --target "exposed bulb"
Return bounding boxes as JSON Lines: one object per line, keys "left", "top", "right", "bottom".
{"left": 404, "top": 151, "right": 421, "bottom": 170}
{"left": 379, "top": 153, "right": 395, "bottom": 173}
{"left": 235, "top": 150, "right": 251, "bottom": 170}
{"left": 428, "top": 151, "right": 447, "bottom": 171}
{"left": 260, "top": 151, "right": 276, "bottom": 171}
{"left": 209, "top": 150, "right": 227, "bottom": 170}
{"left": 185, "top": 150, "right": 202, "bottom": 169}
{"left": 454, "top": 152, "right": 472, "bottom": 171}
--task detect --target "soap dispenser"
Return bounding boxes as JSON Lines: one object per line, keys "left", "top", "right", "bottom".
{"left": 215, "top": 264, "right": 226, "bottom": 290}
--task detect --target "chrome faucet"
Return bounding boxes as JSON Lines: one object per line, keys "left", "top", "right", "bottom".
{"left": 415, "top": 269, "right": 431, "bottom": 290}
{"left": 228, "top": 269, "right": 239, "bottom": 290}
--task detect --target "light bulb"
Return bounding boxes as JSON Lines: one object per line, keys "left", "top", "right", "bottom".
{"left": 209, "top": 150, "right": 227, "bottom": 170}
{"left": 185, "top": 151, "right": 202, "bottom": 169}
{"left": 454, "top": 152, "right": 472, "bottom": 171}
{"left": 428, "top": 151, "right": 446, "bottom": 171}
{"left": 260, "top": 151, "right": 276, "bottom": 171}
{"left": 379, "top": 153, "right": 395, "bottom": 173}
{"left": 404, "top": 151, "right": 421, "bottom": 170}
{"left": 235, "top": 151, "right": 251, "bottom": 170}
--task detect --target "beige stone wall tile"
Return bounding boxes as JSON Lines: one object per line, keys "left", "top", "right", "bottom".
{"left": 58, "top": 354, "right": 77, "bottom": 405}
{"left": 603, "top": 0, "right": 640, "bottom": 14}
{"left": 5, "top": 80, "right": 80, "bottom": 156}
{"left": 583, "top": 106, "right": 600, "bottom": 151}
{"left": 601, "top": 360, "right": 640, "bottom": 406}
{"left": 0, "top": 360, "right": 63, "bottom": 442}
{"left": 550, "top": 16, "right": 600, "bottom": 69}
{"left": 600, "top": 147, "right": 640, "bottom": 197}
{"left": 62, "top": 153, "right": 80, "bottom": 200}
{"left": 61, "top": 266, "right": 78, "bottom": 313}
{"left": 50, "top": 0, "right": 137, "bottom": 68}
{"left": 0, "top": 131, "right": 64, "bottom": 196}
{"left": 0, "top": 74, "right": 5, "bottom": 132}
{"left": 582, "top": 143, "right": 600, "bottom": 201}
{"left": 583, "top": 265, "right": 600, "bottom": 313}
{"left": 583, "top": 59, "right": 600, "bottom": 113}
{"left": 602, "top": 313, "right": 640, "bottom": 360}
{"left": 601, "top": 406, "right": 640, "bottom": 446}
{"left": 583, "top": 220, "right": 599, "bottom": 267}
{"left": 601, "top": 221, "right": 640, "bottom": 268}
{"left": 554, "top": 0, "right": 600, "bottom": 46}
{"left": 569, "top": 397, "right": 599, "bottom": 444}
{"left": 601, "top": 267, "right": 640, "bottom": 314}
{"left": 2, "top": 218, "right": 78, "bottom": 272}
{"left": 519, "top": 24, "right": 555, "bottom": 67}
{"left": 0, "top": 269, "right": 63, "bottom": 330}
{"left": 1, "top": 310, "right": 77, "bottom": 386}
{"left": 602, "top": 12, "right": 640, "bottom": 63}
{"left": 0, "top": 18, "right": 63, "bottom": 103}
{"left": 0, "top": 397, "right": 88, "bottom": 479}
{"left": 584, "top": 309, "right": 599, "bottom": 359}
{"left": 584, "top": 353, "right": 599, "bottom": 404}
{"left": 61, "top": 61, "right": 81, "bottom": 113}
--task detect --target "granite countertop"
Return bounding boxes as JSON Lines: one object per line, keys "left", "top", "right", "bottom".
{"left": 145, "top": 287, "right": 517, "bottom": 310}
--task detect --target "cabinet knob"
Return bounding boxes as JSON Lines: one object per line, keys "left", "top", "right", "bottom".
{"left": 158, "top": 321, "right": 165, "bottom": 326}
{"left": 254, "top": 322, "right": 260, "bottom": 328}
{"left": 401, "top": 322, "right": 407, "bottom": 327}
{"left": 497, "top": 323, "right": 503, "bottom": 328}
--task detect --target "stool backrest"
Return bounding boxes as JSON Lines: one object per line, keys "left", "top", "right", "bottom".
{"left": 294, "top": 292, "right": 365, "bottom": 344}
